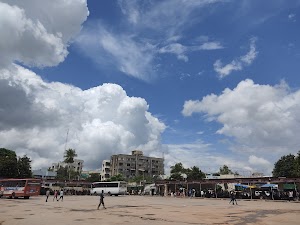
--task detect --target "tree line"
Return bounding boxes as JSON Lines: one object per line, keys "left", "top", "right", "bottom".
{"left": 272, "top": 151, "right": 300, "bottom": 178}
{"left": 1, "top": 147, "right": 300, "bottom": 179}
{"left": 169, "top": 163, "right": 238, "bottom": 181}
{"left": 0, "top": 148, "right": 32, "bottom": 178}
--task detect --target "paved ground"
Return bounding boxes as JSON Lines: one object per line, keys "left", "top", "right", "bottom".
{"left": 0, "top": 195, "right": 300, "bottom": 225}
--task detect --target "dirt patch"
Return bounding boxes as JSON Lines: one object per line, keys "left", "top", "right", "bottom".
{"left": 233, "top": 209, "right": 298, "bottom": 225}
{"left": 69, "top": 209, "right": 95, "bottom": 212}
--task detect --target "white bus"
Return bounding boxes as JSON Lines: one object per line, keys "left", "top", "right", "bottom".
{"left": 90, "top": 181, "right": 127, "bottom": 196}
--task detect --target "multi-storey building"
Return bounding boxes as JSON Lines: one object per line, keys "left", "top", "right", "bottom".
{"left": 51, "top": 159, "right": 84, "bottom": 175}
{"left": 101, "top": 160, "right": 111, "bottom": 181}
{"left": 110, "top": 150, "right": 164, "bottom": 178}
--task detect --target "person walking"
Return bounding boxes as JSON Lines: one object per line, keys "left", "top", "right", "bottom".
{"left": 97, "top": 190, "right": 106, "bottom": 209}
{"left": 229, "top": 191, "right": 234, "bottom": 204}
{"left": 53, "top": 190, "right": 58, "bottom": 201}
{"left": 45, "top": 189, "right": 50, "bottom": 202}
{"left": 57, "top": 189, "right": 64, "bottom": 202}
{"left": 229, "top": 191, "right": 238, "bottom": 205}
{"left": 288, "top": 191, "right": 294, "bottom": 202}
{"left": 233, "top": 191, "right": 238, "bottom": 205}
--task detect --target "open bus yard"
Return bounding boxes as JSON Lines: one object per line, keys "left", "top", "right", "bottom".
{"left": 0, "top": 195, "right": 300, "bottom": 225}
{"left": 1, "top": 177, "right": 298, "bottom": 202}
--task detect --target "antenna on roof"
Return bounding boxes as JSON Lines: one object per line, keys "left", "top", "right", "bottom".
{"left": 64, "top": 128, "right": 69, "bottom": 151}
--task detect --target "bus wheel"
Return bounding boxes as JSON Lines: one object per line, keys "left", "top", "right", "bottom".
{"left": 12, "top": 192, "right": 16, "bottom": 199}
{"left": 24, "top": 196, "right": 30, "bottom": 199}
{"left": 94, "top": 192, "right": 97, "bottom": 196}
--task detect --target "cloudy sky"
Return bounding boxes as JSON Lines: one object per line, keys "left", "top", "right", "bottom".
{"left": 1, "top": 0, "right": 300, "bottom": 176}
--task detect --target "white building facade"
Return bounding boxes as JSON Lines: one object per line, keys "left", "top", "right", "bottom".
{"left": 51, "top": 159, "right": 84, "bottom": 174}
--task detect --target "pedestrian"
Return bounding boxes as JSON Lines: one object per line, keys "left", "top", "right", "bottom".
{"left": 229, "top": 191, "right": 234, "bottom": 204}
{"left": 57, "top": 189, "right": 64, "bottom": 202}
{"left": 233, "top": 191, "right": 238, "bottom": 205}
{"left": 288, "top": 190, "right": 293, "bottom": 202}
{"left": 53, "top": 190, "right": 58, "bottom": 201}
{"left": 45, "top": 189, "right": 50, "bottom": 202}
{"left": 229, "top": 191, "right": 237, "bottom": 205}
{"left": 200, "top": 190, "right": 204, "bottom": 197}
{"left": 97, "top": 190, "right": 106, "bottom": 209}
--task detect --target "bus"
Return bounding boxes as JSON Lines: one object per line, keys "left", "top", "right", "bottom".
{"left": 90, "top": 181, "right": 127, "bottom": 196}
{"left": 0, "top": 178, "right": 41, "bottom": 199}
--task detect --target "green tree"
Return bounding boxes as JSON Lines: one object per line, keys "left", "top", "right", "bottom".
{"left": 234, "top": 171, "right": 240, "bottom": 176}
{"left": 56, "top": 166, "right": 68, "bottom": 180}
{"left": 170, "top": 163, "right": 186, "bottom": 180}
{"left": 186, "top": 166, "right": 205, "bottom": 181}
{"left": 296, "top": 151, "right": 300, "bottom": 177}
{"left": 129, "top": 175, "right": 143, "bottom": 183}
{"left": 109, "top": 174, "right": 125, "bottom": 181}
{"left": 63, "top": 148, "right": 77, "bottom": 180}
{"left": 219, "top": 165, "right": 233, "bottom": 175}
{"left": 64, "top": 148, "right": 77, "bottom": 164}
{"left": 0, "top": 148, "right": 18, "bottom": 178}
{"left": 152, "top": 175, "right": 162, "bottom": 183}
{"left": 17, "top": 155, "right": 32, "bottom": 178}
{"left": 86, "top": 173, "right": 101, "bottom": 182}
{"left": 70, "top": 170, "right": 80, "bottom": 180}
{"left": 128, "top": 174, "right": 154, "bottom": 184}
{"left": 272, "top": 154, "right": 297, "bottom": 177}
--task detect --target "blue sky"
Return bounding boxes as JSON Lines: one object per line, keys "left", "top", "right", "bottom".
{"left": 1, "top": 0, "right": 300, "bottom": 176}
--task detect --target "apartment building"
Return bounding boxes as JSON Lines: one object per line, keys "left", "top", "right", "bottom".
{"left": 51, "top": 159, "right": 84, "bottom": 174}
{"left": 110, "top": 150, "right": 164, "bottom": 178}
{"left": 101, "top": 160, "right": 111, "bottom": 181}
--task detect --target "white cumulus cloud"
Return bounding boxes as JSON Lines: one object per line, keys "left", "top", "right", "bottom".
{"left": 0, "top": 0, "right": 166, "bottom": 171}
{"left": 182, "top": 79, "right": 300, "bottom": 173}
{"left": 0, "top": 65, "right": 166, "bottom": 169}
{"left": 0, "top": 0, "right": 89, "bottom": 68}
{"left": 249, "top": 155, "right": 271, "bottom": 167}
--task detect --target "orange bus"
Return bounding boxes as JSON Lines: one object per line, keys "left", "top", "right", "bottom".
{"left": 0, "top": 178, "right": 41, "bottom": 199}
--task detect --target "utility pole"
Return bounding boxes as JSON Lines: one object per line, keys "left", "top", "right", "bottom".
{"left": 64, "top": 129, "right": 71, "bottom": 181}
{"left": 64, "top": 128, "right": 69, "bottom": 152}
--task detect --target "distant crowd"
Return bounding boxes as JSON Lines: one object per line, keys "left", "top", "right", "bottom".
{"left": 166, "top": 188, "right": 300, "bottom": 201}
{"left": 41, "top": 187, "right": 300, "bottom": 201}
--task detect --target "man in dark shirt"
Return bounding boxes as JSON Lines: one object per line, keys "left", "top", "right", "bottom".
{"left": 97, "top": 190, "right": 106, "bottom": 209}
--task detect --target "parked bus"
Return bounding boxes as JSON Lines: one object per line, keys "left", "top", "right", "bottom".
{"left": 90, "top": 181, "right": 127, "bottom": 196}
{"left": 0, "top": 178, "right": 41, "bottom": 199}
